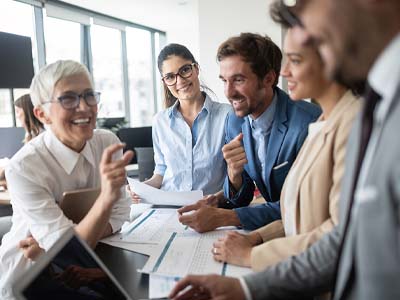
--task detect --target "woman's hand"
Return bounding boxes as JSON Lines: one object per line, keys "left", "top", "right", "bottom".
{"left": 19, "top": 235, "right": 45, "bottom": 261}
{"left": 212, "top": 231, "right": 262, "bottom": 267}
{"left": 99, "top": 143, "right": 133, "bottom": 207}
{"left": 126, "top": 184, "right": 141, "bottom": 204}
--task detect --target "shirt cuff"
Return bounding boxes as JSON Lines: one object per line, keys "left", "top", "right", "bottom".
{"left": 239, "top": 277, "right": 253, "bottom": 300}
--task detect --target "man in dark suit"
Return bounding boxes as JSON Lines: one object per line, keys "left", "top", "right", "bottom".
{"left": 170, "top": 0, "right": 400, "bottom": 299}
{"left": 178, "top": 33, "right": 320, "bottom": 232}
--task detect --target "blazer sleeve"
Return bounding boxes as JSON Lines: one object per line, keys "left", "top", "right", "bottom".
{"left": 222, "top": 170, "right": 256, "bottom": 209}
{"left": 244, "top": 226, "right": 341, "bottom": 300}
{"left": 250, "top": 113, "right": 352, "bottom": 271}
{"left": 234, "top": 202, "right": 282, "bottom": 230}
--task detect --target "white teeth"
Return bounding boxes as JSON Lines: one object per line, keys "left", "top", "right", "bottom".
{"left": 72, "top": 118, "right": 90, "bottom": 124}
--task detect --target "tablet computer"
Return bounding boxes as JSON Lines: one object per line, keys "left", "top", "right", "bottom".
{"left": 60, "top": 188, "right": 100, "bottom": 224}
{"left": 12, "top": 228, "right": 133, "bottom": 300}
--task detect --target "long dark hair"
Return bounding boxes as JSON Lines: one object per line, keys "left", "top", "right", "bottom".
{"left": 14, "top": 94, "right": 44, "bottom": 143}
{"left": 157, "top": 43, "right": 198, "bottom": 108}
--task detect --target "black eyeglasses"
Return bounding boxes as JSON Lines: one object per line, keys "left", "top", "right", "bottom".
{"left": 44, "top": 91, "right": 101, "bottom": 110}
{"left": 161, "top": 63, "right": 197, "bottom": 86}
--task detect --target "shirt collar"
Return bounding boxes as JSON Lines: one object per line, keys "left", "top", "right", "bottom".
{"left": 368, "top": 33, "right": 400, "bottom": 109}
{"left": 248, "top": 91, "right": 277, "bottom": 132}
{"left": 44, "top": 129, "right": 96, "bottom": 175}
{"left": 167, "top": 92, "right": 211, "bottom": 120}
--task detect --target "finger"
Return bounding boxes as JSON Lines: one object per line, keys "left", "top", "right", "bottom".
{"left": 170, "top": 275, "right": 205, "bottom": 299}
{"left": 178, "top": 202, "right": 200, "bottom": 214}
{"left": 178, "top": 214, "right": 194, "bottom": 225}
{"left": 233, "top": 133, "right": 243, "bottom": 142}
{"left": 100, "top": 143, "right": 125, "bottom": 165}
{"left": 122, "top": 150, "right": 134, "bottom": 165}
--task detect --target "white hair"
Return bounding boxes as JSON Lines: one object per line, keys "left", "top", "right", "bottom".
{"left": 30, "top": 60, "right": 93, "bottom": 109}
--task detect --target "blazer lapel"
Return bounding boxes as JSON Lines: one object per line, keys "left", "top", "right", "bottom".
{"left": 264, "top": 93, "right": 288, "bottom": 198}
{"left": 296, "top": 91, "right": 357, "bottom": 193}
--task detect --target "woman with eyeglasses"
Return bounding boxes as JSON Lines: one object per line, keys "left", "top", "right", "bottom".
{"left": 0, "top": 60, "right": 133, "bottom": 299}
{"left": 129, "top": 44, "right": 231, "bottom": 205}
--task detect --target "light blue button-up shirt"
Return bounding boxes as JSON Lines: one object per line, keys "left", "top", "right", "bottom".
{"left": 248, "top": 92, "right": 277, "bottom": 185}
{"left": 152, "top": 93, "right": 231, "bottom": 195}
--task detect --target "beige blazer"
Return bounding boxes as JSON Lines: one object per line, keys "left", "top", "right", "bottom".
{"left": 251, "top": 91, "right": 360, "bottom": 271}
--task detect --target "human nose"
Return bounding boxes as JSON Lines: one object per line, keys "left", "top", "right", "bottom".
{"left": 224, "top": 81, "right": 235, "bottom": 99}
{"left": 280, "top": 60, "right": 290, "bottom": 78}
{"left": 76, "top": 95, "right": 90, "bottom": 111}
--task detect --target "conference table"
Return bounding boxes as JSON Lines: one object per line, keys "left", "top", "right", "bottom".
{"left": 96, "top": 242, "right": 150, "bottom": 299}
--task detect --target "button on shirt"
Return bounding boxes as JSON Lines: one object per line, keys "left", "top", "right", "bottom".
{"left": 152, "top": 94, "right": 231, "bottom": 195}
{"left": 248, "top": 93, "right": 277, "bottom": 185}
{"left": 0, "top": 129, "right": 129, "bottom": 300}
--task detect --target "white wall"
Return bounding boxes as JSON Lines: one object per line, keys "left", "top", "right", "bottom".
{"left": 197, "top": 0, "right": 282, "bottom": 102}
{"left": 61, "top": 0, "right": 283, "bottom": 103}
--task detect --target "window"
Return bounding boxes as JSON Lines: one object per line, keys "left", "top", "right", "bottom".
{"left": 0, "top": 0, "right": 165, "bottom": 127}
{"left": 43, "top": 16, "right": 81, "bottom": 64}
{"left": 126, "top": 27, "right": 154, "bottom": 127}
{"left": 0, "top": 0, "right": 36, "bottom": 127}
{"left": 91, "top": 24, "right": 125, "bottom": 118}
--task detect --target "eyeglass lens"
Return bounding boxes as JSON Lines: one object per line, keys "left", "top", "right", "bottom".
{"left": 163, "top": 64, "right": 194, "bottom": 86}
{"left": 58, "top": 91, "right": 100, "bottom": 109}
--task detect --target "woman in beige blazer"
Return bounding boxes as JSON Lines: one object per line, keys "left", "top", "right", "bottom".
{"left": 212, "top": 26, "right": 361, "bottom": 271}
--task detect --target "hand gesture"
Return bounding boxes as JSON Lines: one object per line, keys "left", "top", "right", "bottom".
{"left": 222, "top": 133, "right": 247, "bottom": 189}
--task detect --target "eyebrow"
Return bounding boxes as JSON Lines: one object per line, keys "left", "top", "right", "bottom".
{"left": 286, "top": 53, "right": 302, "bottom": 58}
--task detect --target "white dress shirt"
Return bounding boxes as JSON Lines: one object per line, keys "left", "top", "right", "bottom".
{"left": 0, "top": 129, "right": 130, "bottom": 299}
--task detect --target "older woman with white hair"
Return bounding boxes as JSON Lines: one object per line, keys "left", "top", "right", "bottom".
{"left": 0, "top": 60, "right": 133, "bottom": 299}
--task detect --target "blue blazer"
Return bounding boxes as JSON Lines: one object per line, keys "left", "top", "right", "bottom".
{"left": 222, "top": 88, "right": 321, "bottom": 230}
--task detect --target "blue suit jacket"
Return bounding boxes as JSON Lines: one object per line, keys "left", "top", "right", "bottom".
{"left": 222, "top": 88, "right": 321, "bottom": 230}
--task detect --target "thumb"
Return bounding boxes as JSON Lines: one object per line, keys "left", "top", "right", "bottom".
{"left": 233, "top": 133, "right": 243, "bottom": 142}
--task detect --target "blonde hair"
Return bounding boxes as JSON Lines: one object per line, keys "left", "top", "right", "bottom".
{"left": 30, "top": 60, "right": 93, "bottom": 109}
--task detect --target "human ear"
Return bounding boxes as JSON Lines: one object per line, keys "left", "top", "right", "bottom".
{"left": 33, "top": 106, "right": 51, "bottom": 125}
{"left": 263, "top": 70, "right": 277, "bottom": 86}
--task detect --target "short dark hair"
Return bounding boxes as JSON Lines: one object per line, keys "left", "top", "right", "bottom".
{"left": 216, "top": 32, "right": 282, "bottom": 86}
{"left": 157, "top": 43, "right": 197, "bottom": 108}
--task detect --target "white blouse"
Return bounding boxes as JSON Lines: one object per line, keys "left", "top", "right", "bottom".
{"left": 0, "top": 129, "right": 130, "bottom": 299}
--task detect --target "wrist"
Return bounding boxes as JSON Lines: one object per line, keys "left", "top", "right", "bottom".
{"left": 219, "top": 209, "right": 241, "bottom": 227}
{"left": 249, "top": 231, "right": 263, "bottom": 246}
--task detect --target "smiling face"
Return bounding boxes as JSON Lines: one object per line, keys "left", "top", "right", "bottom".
{"left": 45, "top": 73, "right": 97, "bottom": 152}
{"left": 219, "top": 55, "right": 274, "bottom": 119}
{"left": 161, "top": 55, "right": 201, "bottom": 102}
{"left": 281, "top": 27, "right": 329, "bottom": 100}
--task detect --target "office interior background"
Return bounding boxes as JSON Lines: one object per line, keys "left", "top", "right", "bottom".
{"left": 0, "top": 0, "right": 283, "bottom": 129}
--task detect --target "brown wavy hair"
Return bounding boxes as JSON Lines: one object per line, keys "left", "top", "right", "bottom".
{"left": 14, "top": 94, "right": 44, "bottom": 143}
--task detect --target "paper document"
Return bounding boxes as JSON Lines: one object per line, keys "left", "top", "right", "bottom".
{"left": 149, "top": 274, "right": 180, "bottom": 299}
{"left": 127, "top": 177, "right": 203, "bottom": 206}
{"left": 109, "top": 208, "right": 188, "bottom": 244}
{"left": 140, "top": 230, "right": 253, "bottom": 278}
{"left": 100, "top": 238, "right": 158, "bottom": 256}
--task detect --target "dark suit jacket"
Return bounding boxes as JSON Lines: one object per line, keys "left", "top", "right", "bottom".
{"left": 222, "top": 87, "right": 321, "bottom": 230}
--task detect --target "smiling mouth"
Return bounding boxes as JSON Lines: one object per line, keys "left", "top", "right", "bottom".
{"left": 71, "top": 118, "right": 91, "bottom": 125}
{"left": 178, "top": 83, "right": 192, "bottom": 92}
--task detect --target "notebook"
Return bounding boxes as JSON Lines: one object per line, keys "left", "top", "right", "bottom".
{"left": 12, "top": 228, "right": 133, "bottom": 300}
{"left": 60, "top": 188, "right": 100, "bottom": 223}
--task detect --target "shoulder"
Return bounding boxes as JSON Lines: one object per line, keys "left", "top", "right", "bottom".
{"left": 276, "top": 87, "right": 321, "bottom": 120}
{"left": 333, "top": 93, "right": 361, "bottom": 134}
{"left": 7, "top": 134, "right": 47, "bottom": 177}
{"left": 89, "top": 129, "right": 120, "bottom": 150}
